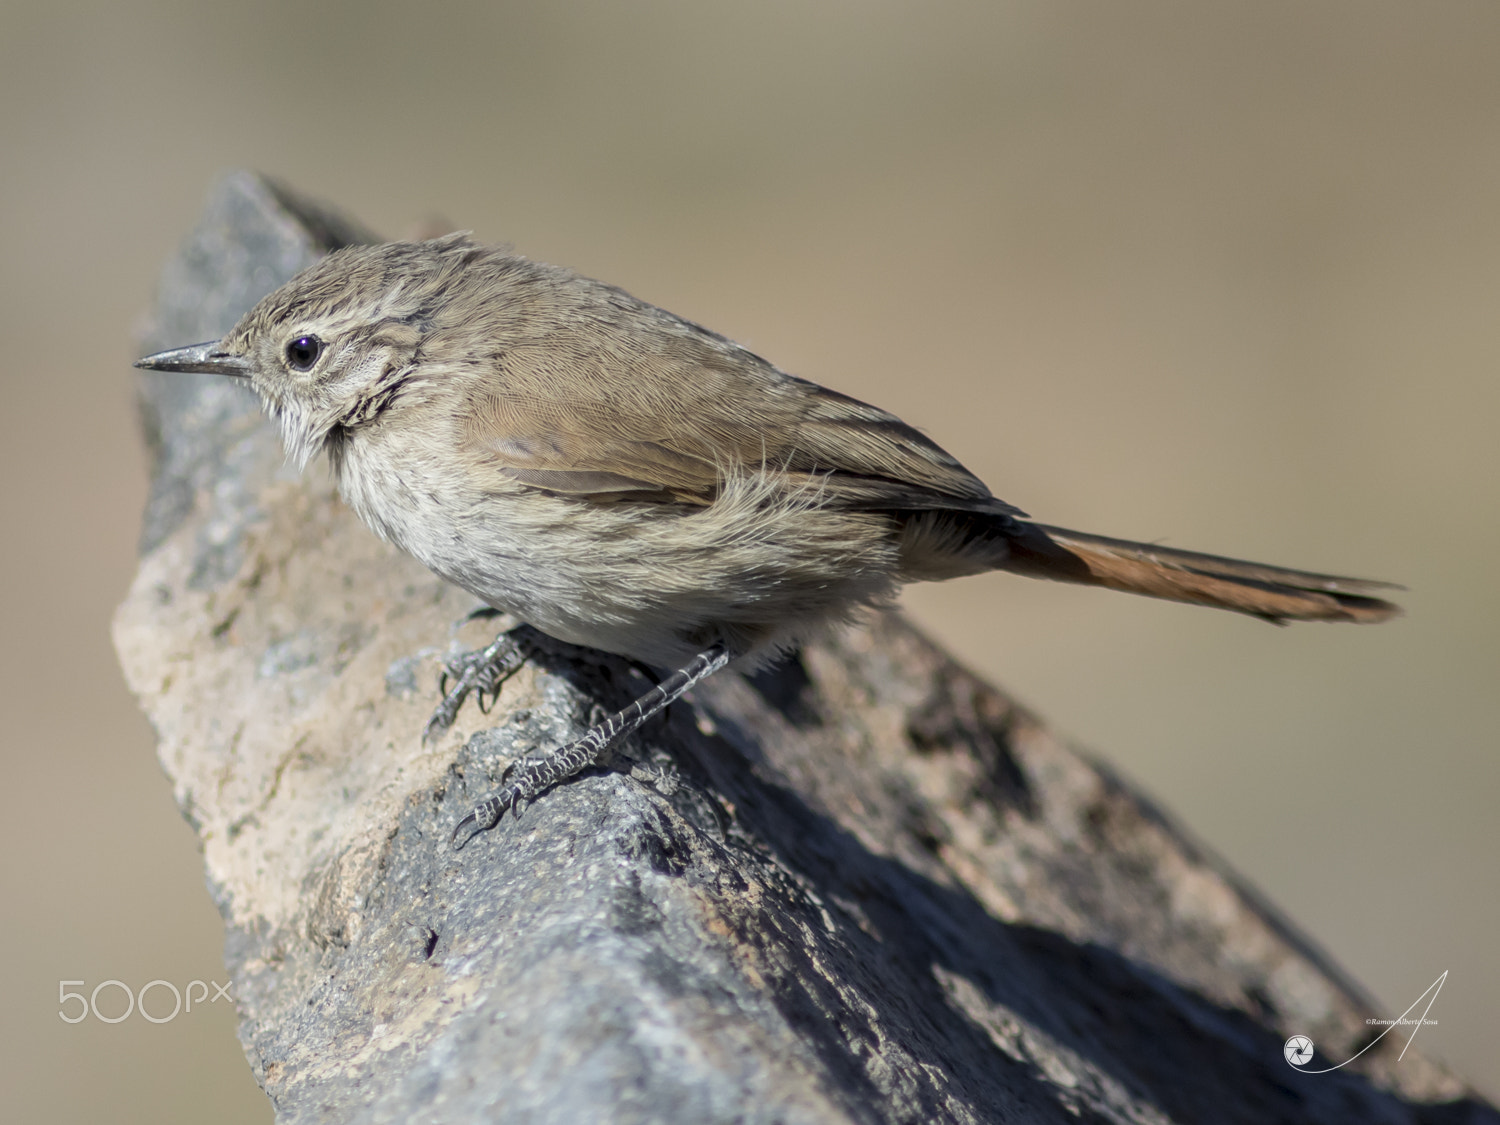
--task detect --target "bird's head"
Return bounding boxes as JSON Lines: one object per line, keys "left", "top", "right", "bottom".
{"left": 136, "top": 233, "right": 483, "bottom": 468}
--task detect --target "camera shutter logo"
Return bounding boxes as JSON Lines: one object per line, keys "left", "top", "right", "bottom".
{"left": 1284, "top": 1036, "right": 1315, "bottom": 1067}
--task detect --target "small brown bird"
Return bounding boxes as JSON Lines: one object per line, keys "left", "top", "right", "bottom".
{"left": 137, "top": 234, "right": 1400, "bottom": 845}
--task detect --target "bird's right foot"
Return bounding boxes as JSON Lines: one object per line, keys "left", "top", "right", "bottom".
{"left": 422, "top": 627, "right": 534, "bottom": 743}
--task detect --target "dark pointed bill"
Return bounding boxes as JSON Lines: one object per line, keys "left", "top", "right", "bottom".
{"left": 134, "top": 341, "right": 251, "bottom": 377}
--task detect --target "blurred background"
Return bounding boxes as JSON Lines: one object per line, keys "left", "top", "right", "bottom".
{"left": 2, "top": 2, "right": 1496, "bottom": 1119}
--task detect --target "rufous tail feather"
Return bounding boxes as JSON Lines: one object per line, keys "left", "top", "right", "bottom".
{"left": 999, "top": 522, "right": 1402, "bottom": 624}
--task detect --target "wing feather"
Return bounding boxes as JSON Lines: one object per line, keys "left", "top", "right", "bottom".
{"left": 447, "top": 259, "right": 1022, "bottom": 516}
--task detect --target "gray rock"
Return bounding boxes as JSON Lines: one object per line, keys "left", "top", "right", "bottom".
{"left": 114, "top": 172, "right": 1496, "bottom": 1124}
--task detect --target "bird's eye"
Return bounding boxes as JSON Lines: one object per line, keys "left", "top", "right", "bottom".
{"left": 285, "top": 335, "right": 323, "bottom": 371}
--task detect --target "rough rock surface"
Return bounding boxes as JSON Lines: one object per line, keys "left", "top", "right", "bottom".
{"left": 114, "top": 172, "right": 1496, "bottom": 1124}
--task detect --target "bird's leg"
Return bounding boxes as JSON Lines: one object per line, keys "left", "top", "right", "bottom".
{"left": 451, "top": 644, "right": 731, "bottom": 848}
{"left": 422, "top": 625, "right": 538, "bottom": 744}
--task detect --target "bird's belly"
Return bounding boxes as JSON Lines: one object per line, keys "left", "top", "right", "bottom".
{"left": 336, "top": 442, "right": 905, "bottom": 667}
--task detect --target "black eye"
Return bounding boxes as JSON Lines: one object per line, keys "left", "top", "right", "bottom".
{"left": 285, "top": 335, "right": 323, "bottom": 371}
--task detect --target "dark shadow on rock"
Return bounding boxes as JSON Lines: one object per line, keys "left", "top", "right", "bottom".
{"left": 660, "top": 713, "right": 1497, "bottom": 1125}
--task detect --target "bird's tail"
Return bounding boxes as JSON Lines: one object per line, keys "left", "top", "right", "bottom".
{"left": 995, "top": 521, "right": 1401, "bottom": 624}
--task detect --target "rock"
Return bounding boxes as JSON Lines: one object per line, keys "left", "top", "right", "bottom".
{"left": 114, "top": 172, "right": 1496, "bottom": 1124}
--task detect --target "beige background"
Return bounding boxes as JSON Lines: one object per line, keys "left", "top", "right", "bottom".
{"left": 2, "top": 2, "right": 1495, "bottom": 1120}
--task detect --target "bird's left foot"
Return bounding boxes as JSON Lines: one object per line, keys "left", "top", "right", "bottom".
{"left": 448, "top": 643, "right": 733, "bottom": 848}
{"left": 450, "top": 743, "right": 597, "bottom": 848}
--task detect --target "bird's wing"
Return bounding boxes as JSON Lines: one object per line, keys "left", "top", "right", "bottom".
{"left": 453, "top": 298, "right": 1021, "bottom": 515}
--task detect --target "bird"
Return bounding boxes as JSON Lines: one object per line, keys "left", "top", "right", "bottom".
{"left": 136, "top": 233, "right": 1401, "bottom": 846}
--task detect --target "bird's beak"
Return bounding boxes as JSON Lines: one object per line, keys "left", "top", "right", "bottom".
{"left": 134, "top": 341, "right": 252, "bottom": 378}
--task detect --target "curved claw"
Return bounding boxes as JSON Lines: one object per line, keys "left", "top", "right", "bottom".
{"left": 422, "top": 704, "right": 457, "bottom": 746}
{"left": 450, "top": 792, "right": 513, "bottom": 849}
{"left": 450, "top": 810, "right": 483, "bottom": 850}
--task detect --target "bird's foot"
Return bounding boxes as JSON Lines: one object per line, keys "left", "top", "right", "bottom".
{"left": 450, "top": 743, "right": 600, "bottom": 848}
{"left": 447, "top": 643, "right": 731, "bottom": 848}
{"left": 422, "top": 627, "right": 533, "bottom": 743}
